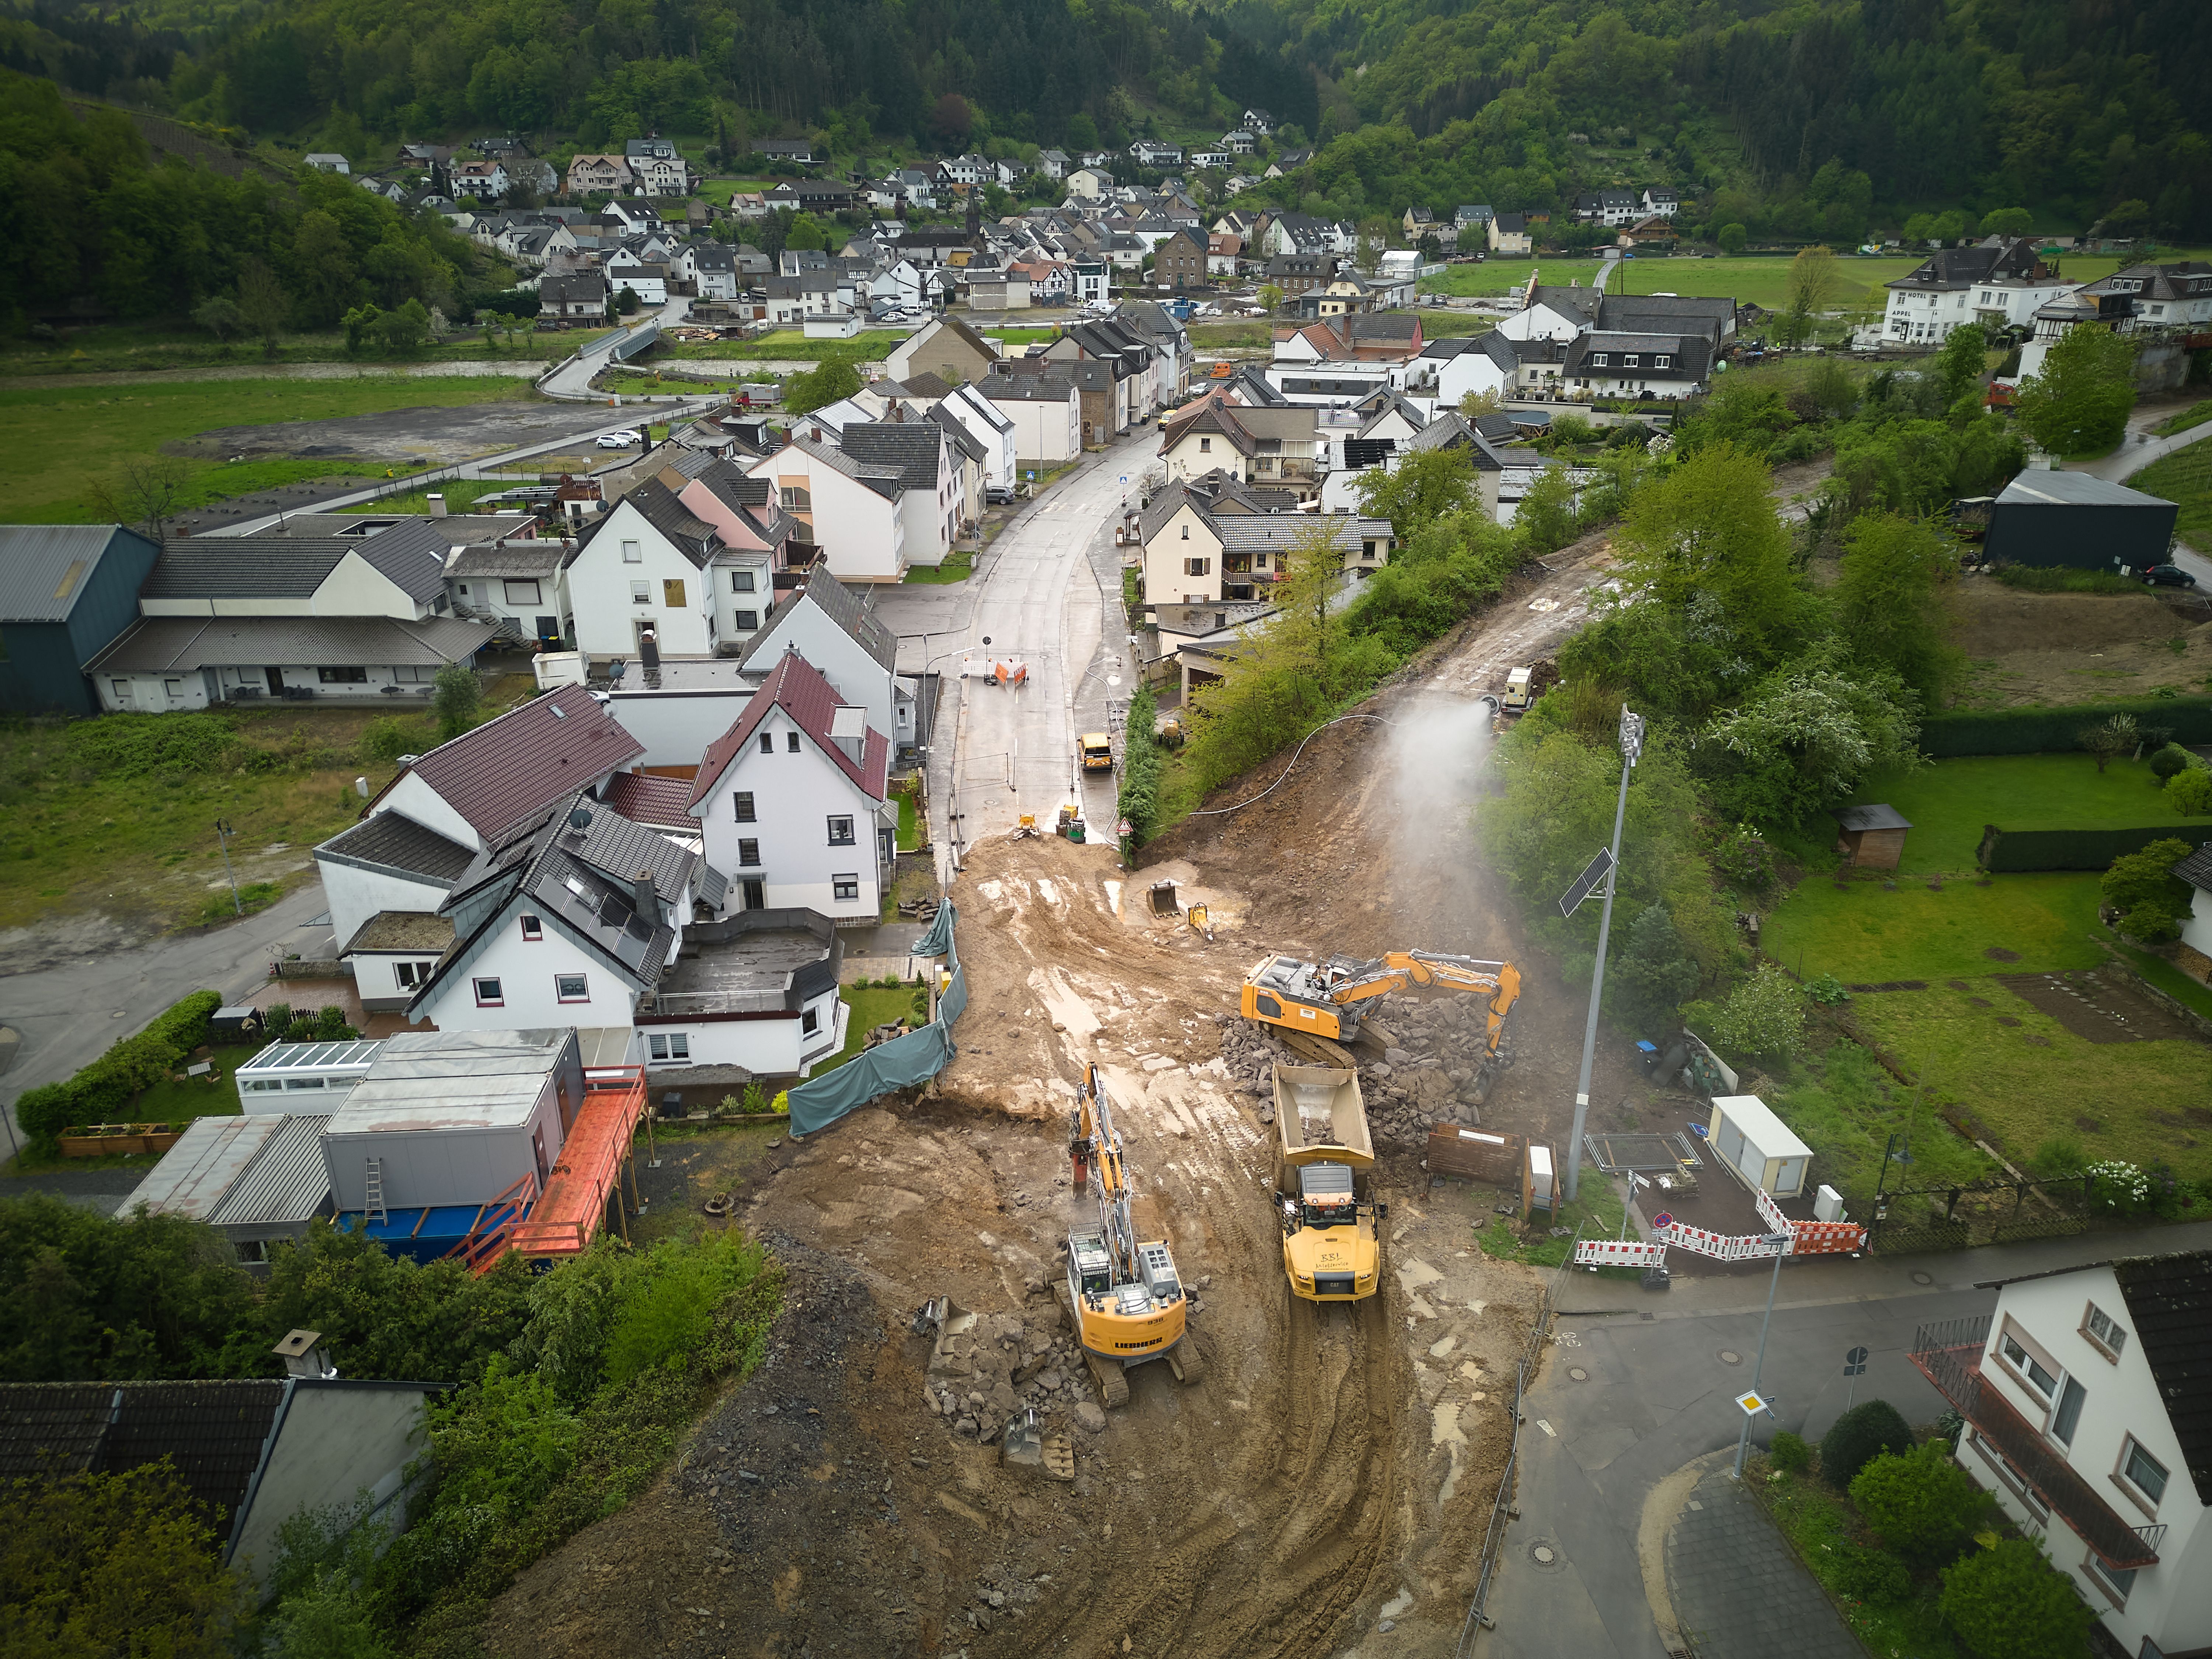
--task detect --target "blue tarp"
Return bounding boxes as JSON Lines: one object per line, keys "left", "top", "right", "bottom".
{"left": 787, "top": 902, "right": 964, "bottom": 1136}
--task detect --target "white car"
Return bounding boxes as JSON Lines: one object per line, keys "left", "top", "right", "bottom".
{"left": 596, "top": 429, "right": 642, "bottom": 449}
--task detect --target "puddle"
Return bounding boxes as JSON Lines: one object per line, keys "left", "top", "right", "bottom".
{"left": 1103, "top": 879, "right": 1123, "bottom": 918}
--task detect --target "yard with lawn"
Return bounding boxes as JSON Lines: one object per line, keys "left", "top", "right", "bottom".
{"left": 661, "top": 331, "right": 907, "bottom": 363}
{"left": 1, "top": 375, "right": 543, "bottom": 522}
{"left": 891, "top": 777, "right": 925, "bottom": 850}
{"left": 810, "top": 983, "right": 930, "bottom": 1077}
{"left": 2127, "top": 431, "right": 2212, "bottom": 546}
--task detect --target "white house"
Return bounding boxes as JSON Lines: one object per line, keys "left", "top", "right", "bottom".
{"left": 839, "top": 419, "right": 961, "bottom": 569}
{"left": 1067, "top": 167, "right": 1114, "bottom": 202}
{"left": 669, "top": 459, "right": 797, "bottom": 651}
{"left": 933, "top": 381, "right": 1020, "bottom": 491}
{"left": 561, "top": 478, "right": 726, "bottom": 661}
{"left": 2175, "top": 843, "right": 2212, "bottom": 975}
{"left": 305, "top": 153, "right": 351, "bottom": 175}
{"left": 445, "top": 538, "right": 567, "bottom": 647}
{"left": 745, "top": 430, "right": 907, "bottom": 584}
{"left": 1883, "top": 237, "right": 2073, "bottom": 346}
{"left": 1911, "top": 1249, "right": 2212, "bottom": 1659}
{"left": 677, "top": 242, "right": 738, "bottom": 302}
{"left": 736, "top": 567, "right": 910, "bottom": 755}
{"left": 981, "top": 372, "right": 1083, "bottom": 465}
{"left": 686, "top": 650, "right": 892, "bottom": 922}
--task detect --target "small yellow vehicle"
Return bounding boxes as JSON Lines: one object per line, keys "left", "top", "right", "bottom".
{"left": 1273, "top": 1065, "right": 1383, "bottom": 1303}
{"left": 1079, "top": 733, "right": 1114, "bottom": 772}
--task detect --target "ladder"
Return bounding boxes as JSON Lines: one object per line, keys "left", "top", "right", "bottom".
{"left": 364, "top": 1158, "right": 388, "bottom": 1225}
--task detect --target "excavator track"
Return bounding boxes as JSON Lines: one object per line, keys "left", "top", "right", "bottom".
{"left": 1087, "top": 1350, "right": 1131, "bottom": 1408}
{"left": 1277, "top": 1027, "right": 1359, "bottom": 1070}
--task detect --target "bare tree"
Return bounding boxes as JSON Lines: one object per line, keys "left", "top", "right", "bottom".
{"left": 91, "top": 456, "right": 194, "bottom": 538}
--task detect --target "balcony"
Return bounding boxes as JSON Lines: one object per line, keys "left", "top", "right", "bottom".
{"left": 1909, "top": 1316, "right": 2166, "bottom": 1570}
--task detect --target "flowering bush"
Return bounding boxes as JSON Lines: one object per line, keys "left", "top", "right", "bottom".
{"left": 2086, "top": 1159, "right": 2152, "bottom": 1214}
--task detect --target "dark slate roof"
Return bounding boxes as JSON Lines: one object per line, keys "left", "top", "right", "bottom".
{"left": 343, "top": 521, "right": 451, "bottom": 603}
{"left": 1832, "top": 803, "right": 1912, "bottom": 833}
{"left": 739, "top": 566, "right": 897, "bottom": 676}
{"left": 689, "top": 650, "right": 890, "bottom": 811}
{"left": 394, "top": 683, "right": 644, "bottom": 842}
{"left": 0, "top": 1380, "right": 286, "bottom": 1544}
{"left": 928, "top": 407, "right": 988, "bottom": 465}
{"left": 2114, "top": 1251, "right": 2212, "bottom": 1504}
{"left": 619, "top": 476, "right": 719, "bottom": 566}
{"left": 145, "top": 539, "right": 348, "bottom": 599}
{"left": 0, "top": 525, "right": 156, "bottom": 623}
{"left": 318, "top": 810, "right": 479, "bottom": 883}
{"left": 838, "top": 421, "right": 944, "bottom": 492}
{"left": 2174, "top": 842, "right": 2212, "bottom": 893}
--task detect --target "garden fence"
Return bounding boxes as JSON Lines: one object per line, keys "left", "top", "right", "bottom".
{"left": 785, "top": 902, "right": 964, "bottom": 1136}
{"left": 1851, "top": 1169, "right": 2139, "bottom": 1255}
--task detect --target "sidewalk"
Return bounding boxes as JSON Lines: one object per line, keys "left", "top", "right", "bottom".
{"left": 1666, "top": 1465, "right": 1859, "bottom": 1659}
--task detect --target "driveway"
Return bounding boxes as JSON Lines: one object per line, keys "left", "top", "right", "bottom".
{"left": 2065, "top": 417, "right": 2212, "bottom": 586}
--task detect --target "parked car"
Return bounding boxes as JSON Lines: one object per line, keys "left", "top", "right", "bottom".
{"left": 2143, "top": 563, "right": 2199, "bottom": 588}
{"left": 985, "top": 483, "right": 1017, "bottom": 505}
{"left": 596, "top": 429, "right": 643, "bottom": 449}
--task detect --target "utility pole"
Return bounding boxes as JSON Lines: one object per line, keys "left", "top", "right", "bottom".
{"left": 1732, "top": 1235, "right": 1789, "bottom": 1479}
{"left": 214, "top": 819, "right": 244, "bottom": 916}
{"left": 1564, "top": 705, "right": 1644, "bottom": 1204}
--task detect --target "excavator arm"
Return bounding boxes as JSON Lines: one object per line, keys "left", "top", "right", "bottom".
{"left": 1311, "top": 952, "right": 1521, "bottom": 1054}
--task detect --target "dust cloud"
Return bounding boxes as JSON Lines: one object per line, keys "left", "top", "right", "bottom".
{"left": 1378, "top": 693, "right": 1499, "bottom": 948}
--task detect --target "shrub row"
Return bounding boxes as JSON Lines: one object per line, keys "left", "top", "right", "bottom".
{"left": 14, "top": 990, "right": 222, "bottom": 1151}
{"left": 1921, "top": 695, "right": 2212, "bottom": 757}
{"left": 1977, "top": 822, "right": 2207, "bottom": 872}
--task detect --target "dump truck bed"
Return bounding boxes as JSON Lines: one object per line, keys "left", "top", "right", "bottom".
{"left": 1273, "top": 1065, "right": 1374, "bottom": 1168}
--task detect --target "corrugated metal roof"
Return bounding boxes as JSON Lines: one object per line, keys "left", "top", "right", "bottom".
{"left": 84, "top": 615, "right": 495, "bottom": 672}
{"left": 1997, "top": 472, "right": 2176, "bottom": 509}
{"left": 210, "top": 1113, "right": 335, "bottom": 1227}
{"left": 116, "top": 1116, "right": 286, "bottom": 1220}
{"left": 0, "top": 525, "right": 151, "bottom": 623}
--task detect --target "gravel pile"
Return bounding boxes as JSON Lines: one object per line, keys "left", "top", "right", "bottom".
{"left": 922, "top": 1294, "right": 1103, "bottom": 1441}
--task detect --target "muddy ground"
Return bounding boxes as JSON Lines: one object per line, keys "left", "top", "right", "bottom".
{"left": 1950, "top": 580, "right": 2212, "bottom": 708}
{"left": 484, "top": 532, "right": 1672, "bottom": 1658}
{"left": 163, "top": 400, "right": 619, "bottom": 467}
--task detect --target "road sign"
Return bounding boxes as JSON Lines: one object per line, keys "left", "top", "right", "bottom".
{"left": 1844, "top": 1346, "right": 1870, "bottom": 1376}
{"left": 1027, "top": 470, "right": 1036, "bottom": 480}
{"left": 1119, "top": 474, "right": 1128, "bottom": 483}
{"left": 1651, "top": 1211, "right": 1674, "bottom": 1231}
{"left": 1735, "top": 1390, "right": 1772, "bottom": 1417}
{"left": 1557, "top": 848, "right": 1614, "bottom": 919}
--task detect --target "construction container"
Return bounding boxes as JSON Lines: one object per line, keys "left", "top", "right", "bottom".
{"left": 322, "top": 1029, "right": 583, "bottom": 1214}
{"left": 1707, "top": 1094, "right": 1812, "bottom": 1198}
{"left": 234, "top": 1040, "right": 384, "bottom": 1114}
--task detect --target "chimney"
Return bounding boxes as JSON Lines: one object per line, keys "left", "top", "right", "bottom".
{"left": 274, "top": 1329, "right": 338, "bottom": 1378}
{"left": 632, "top": 869, "right": 658, "bottom": 920}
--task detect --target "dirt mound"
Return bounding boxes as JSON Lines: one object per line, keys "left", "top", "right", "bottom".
{"left": 1955, "top": 582, "right": 2179, "bottom": 655}
{"left": 1951, "top": 580, "right": 2212, "bottom": 707}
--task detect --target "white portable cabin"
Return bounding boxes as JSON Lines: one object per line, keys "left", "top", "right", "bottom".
{"left": 234, "top": 1040, "right": 385, "bottom": 1114}
{"left": 321, "top": 1029, "right": 584, "bottom": 1213}
{"left": 1707, "top": 1093, "right": 1812, "bottom": 1198}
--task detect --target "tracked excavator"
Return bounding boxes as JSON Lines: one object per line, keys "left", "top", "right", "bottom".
{"left": 1240, "top": 950, "right": 1522, "bottom": 1094}
{"left": 1063, "top": 1062, "right": 1203, "bottom": 1407}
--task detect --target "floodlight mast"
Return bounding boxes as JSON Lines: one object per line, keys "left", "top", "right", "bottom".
{"left": 1563, "top": 706, "right": 1644, "bottom": 1204}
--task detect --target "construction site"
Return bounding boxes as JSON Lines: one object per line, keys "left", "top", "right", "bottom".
{"left": 481, "top": 535, "right": 1675, "bottom": 1659}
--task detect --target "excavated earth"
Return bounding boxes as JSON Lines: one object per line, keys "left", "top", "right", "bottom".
{"left": 486, "top": 533, "right": 1656, "bottom": 1658}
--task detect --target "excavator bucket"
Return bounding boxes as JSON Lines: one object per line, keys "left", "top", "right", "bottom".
{"left": 1001, "top": 1406, "right": 1045, "bottom": 1467}
{"left": 911, "top": 1295, "right": 976, "bottom": 1339}
{"left": 1149, "top": 880, "right": 1181, "bottom": 916}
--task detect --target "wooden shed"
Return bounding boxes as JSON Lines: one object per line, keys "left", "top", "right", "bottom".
{"left": 1832, "top": 803, "right": 1912, "bottom": 870}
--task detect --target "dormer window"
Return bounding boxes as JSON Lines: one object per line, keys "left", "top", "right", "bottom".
{"left": 1622, "top": 354, "right": 1639, "bottom": 368}
{"left": 1655, "top": 355, "right": 1672, "bottom": 369}
{"left": 1590, "top": 353, "right": 1609, "bottom": 368}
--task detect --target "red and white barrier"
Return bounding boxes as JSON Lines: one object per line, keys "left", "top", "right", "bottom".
{"left": 1573, "top": 1238, "right": 1669, "bottom": 1268}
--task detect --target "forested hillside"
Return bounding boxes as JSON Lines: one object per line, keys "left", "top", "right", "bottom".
{"left": 2, "top": 0, "right": 2209, "bottom": 236}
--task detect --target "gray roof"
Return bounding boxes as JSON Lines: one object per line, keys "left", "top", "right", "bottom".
{"left": 1213, "top": 516, "right": 1390, "bottom": 553}
{"left": 838, "top": 421, "right": 945, "bottom": 491}
{"left": 116, "top": 1112, "right": 333, "bottom": 1228}
{"left": 739, "top": 566, "right": 896, "bottom": 675}
{"left": 144, "top": 539, "right": 346, "bottom": 599}
{"left": 1832, "top": 803, "right": 1912, "bottom": 833}
{"left": 447, "top": 540, "right": 566, "bottom": 579}
{"left": 983, "top": 373, "right": 1078, "bottom": 402}
{"left": 1996, "top": 472, "right": 2177, "bottom": 509}
{"left": 84, "top": 615, "right": 494, "bottom": 673}
{"left": 0, "top": 525, "right": 156, "bottom": 623}
{"left": 318, "top": 810, "right": 479, "bottom": 884}
{"left": 2176, "top": 842, "right": 2212, "bottom": 893}
{"left": 782, "top": 432, "right": 903, "bottom": 501}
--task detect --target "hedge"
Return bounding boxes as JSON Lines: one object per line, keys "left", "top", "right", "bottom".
{"left": 1921, "top": 696, "right": 2212, "bottom": 758}
{"left": 1978, "top": 822, "right": 2210, "bottom": 872}
{"left": 14, "top": 990, "right": 222, "bottom": 1152}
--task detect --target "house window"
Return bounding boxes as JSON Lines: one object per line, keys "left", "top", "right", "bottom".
{"left": 2117, "top": 1437, "right": 2170, "bottom": 1510}
{"left": 1590, "top": 353, "right": 1609, "bottom": 367}
{"left": 319, "top": 667, "right": 369, "bottom": 684}
{"left": 1998, "top": 1327, "right": 2060, "bottom": 1402}
{"left": 787, "top": 731, "right": 801, "bottom": 752}
{"left": 738, "top": 838, "right": 761, "bottom": 867}
{"left": 2084, "top": 1553, "right": 2136, "bottom": 1606}
{"left": 111, "top": 679, "right": 130, "bottom": 700}
{"left": 758, "top": 733, "right": 774, "bottom": 754}
{"left": 827, "top": 814, "right": 855, "bottom": 845}
{"left": 2049, "top": 1376, "right": 2087, "bottom": 1446}
{"left": 395, "top": 960, "right": 426, "bottom": 988}
{"left": 662, "top": 578, "right": 686, "bottom": 607}
{"left": 733, "top": 792, "right": 755, "bottom": 822}
{"left": 631, "top": 582, "right": 651, "bottom": 604}
{"left": 779, "top": 485, "right": 810, "bottom": 510}
{"left": 647, "top": 1032, "right": 692, "bottom": 1061}
{"left": 556, "top": 973, "right": 589, "bottom": 1002}
{"left": 473, "top": 977, "right": 504, "bottom": 1006}
{"left": 1655, "top": 355, "right": 1672, "bottom": 369}
{"left": 734, "top": 609, "right": 759, "bottom": 632}
{"left": 1623, "top": 354, "right": 1640, "bottom": 368}
{"left": 2083, "top": 1303, "right": 2127, "bottom": 1360}
{"left": 521, "top": 915, "right": 543, "bottom": 941}
{"left": 832, "top": 873, "right": 860, "bottom": 901}
{"left": 731, "top": 570, "right": 756, "bottom": 592}
{"left": 802, "top": 1007, "right": 820, "bottom": 1034}
{"left": 622, "top": 540, "right": 642, "bottom": 563}
{"left": 1199, "top": 437, "right": 1211, "bottom": 451}
{"left": 1180, "top": 525, "right": 1189, "bottom": 539}
{"left": 503, "top": 579, "right": 542, "bottom": 605}
{"left": 1186, "top": 557, "right": 1210, "bottom": 576}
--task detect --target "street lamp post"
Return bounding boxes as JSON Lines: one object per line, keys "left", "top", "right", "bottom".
{"left": 1564, "top": 705, "right": 1644, "bottom": 1204}
{"left": 1732, "top": 1234, "right": 1791, "bottom": 1479}
{"left": 214, "top": 818, "right": 244, "bottom": 917}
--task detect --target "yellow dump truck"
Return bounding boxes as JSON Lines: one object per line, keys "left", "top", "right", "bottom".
{"left": 1079, "top": 733, "right": 1114, "bottom": 772}
{"left": 1273, "top": 1064, "right": 1384, "bottom": 1302}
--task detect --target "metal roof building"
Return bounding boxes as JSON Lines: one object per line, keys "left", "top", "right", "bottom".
{"left": 115, "top": 1113, "right": 335, "bottom": 1265}
{"left": 1985, "top": 471, "right": 2180, "bottom": 573}
{"left": 0, "top": 524, "right": 162, "bottom": 715}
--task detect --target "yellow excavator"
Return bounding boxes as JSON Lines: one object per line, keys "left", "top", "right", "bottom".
{"left": 1240, "top": 950, "right": 1522, "bottom": 1093}
{"left": 1063, "top": 1062, "right": 1202, "bottom": 1407}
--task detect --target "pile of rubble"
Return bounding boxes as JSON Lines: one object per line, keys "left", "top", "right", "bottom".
{"left": 1213, "top": 996, "right": 1510, "bottom": 1151}
{"left": 920, "top": 1298, "right": 1109, "bottom": 1440}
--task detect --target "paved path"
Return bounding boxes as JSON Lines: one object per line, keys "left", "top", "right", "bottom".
{"left": 2067, "top": 411, "right": 2212, "bottom": 584}
{"left": 1666, "top": 1466, "right": 1860, "bottom": 1659}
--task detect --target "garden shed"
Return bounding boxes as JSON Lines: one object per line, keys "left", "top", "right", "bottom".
{"left": 1982, "top": 471, "right": 2178, "bottom": 573}
{"left": 1831, "top": 803, "right": 1913, "bottom": 870}
{"left": 1707, "top": 1094, "right": 1812, "bottom": 1199}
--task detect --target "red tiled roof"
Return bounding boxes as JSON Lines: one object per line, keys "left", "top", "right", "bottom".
{"left": 685, "top": 650, "right": 889, "bottom": 814}
{"left": 399, "top": 685, "right": 644, "bottom": 842}
{"left": 602, "top": 771, "right": 697, "bottom": 827}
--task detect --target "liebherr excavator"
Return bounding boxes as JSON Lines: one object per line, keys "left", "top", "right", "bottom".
{"left": 1241, "top": 950, "right": 1522, "bottom": 1093}
{"left": 1064, "top": 1062, "right": 1202, "bottom": 1407}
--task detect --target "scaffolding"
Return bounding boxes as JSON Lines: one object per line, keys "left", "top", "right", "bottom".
{"left": 447, "top": 1067, "right": 651, "bottom": 1274}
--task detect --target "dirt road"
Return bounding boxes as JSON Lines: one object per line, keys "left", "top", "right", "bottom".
{"left": 488, "top": 529, "right": 1646, "bottom": 1657}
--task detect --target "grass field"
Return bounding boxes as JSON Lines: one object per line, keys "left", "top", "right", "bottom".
{"left": 1763, "top": 873, "right": 2107, "bottom": 984}
{"left": 1, "top": 375, "right": 542, "bottom": 522}
{"left": 0, "top": 318, "right": 556, "bottom": 378}
{"left": 662, "top": 330, "right": 907, "bottom": 363}
{"left": 2128, "top": 434, "right": 2212, "bottom": 546}
{"left": 2152, "top": 399, "right": 2212, "bottom": 438}
{"left": 811, "top": 984, "right": 926, "bottom": 1076}
{"left": 0, "top": 707, "right": 415, "bottom": 931}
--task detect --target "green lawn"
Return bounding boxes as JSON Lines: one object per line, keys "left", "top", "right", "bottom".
{"left": 1847, "top": 979, "right": 2212, "bottom": 1179}
{"left": 810, "top": 985, "right": 928, "bottom": 1077}
{"left": 1763, "top": 873, "right": 2107, "bottom": 984}
{"left": 660, "top": 331, "right": 906, "bottom": 363}
{"left": 128, "top": 1044, "right": 260, "bottom": 1129}
{"left": 2128, "top": 433, "right": 2212, "bottom": 546}
{"left": 904, "top": 550, "right": 975, "bottom": 585}
{"left": 892, "top": 780, "right": 923, "bottom": 850}
{"left": 2152, "top": 399, "right": 2212, "bottom": 438}
{"left": 0, "top": 376, "right": 542, "bottom": 522}
{"left": 0, "top": 318, "right": 553, "bottom": 378}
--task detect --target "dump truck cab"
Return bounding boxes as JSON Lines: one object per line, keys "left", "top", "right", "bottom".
{"left": 1273, "top": 1065, "right": 1382, "bottom": 1302}
{"left": 1079, "top": 733, "right": 1114, "bottom": 772}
